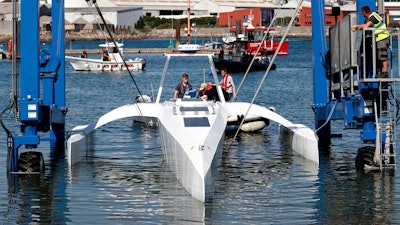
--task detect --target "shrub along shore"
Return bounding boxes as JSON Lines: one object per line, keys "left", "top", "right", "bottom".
{"left": 0, "top": 26, "right": 315, "bottom": 43}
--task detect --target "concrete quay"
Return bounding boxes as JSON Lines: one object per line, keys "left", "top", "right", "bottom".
{"left": 65, "top": 48, "right": 177, "bottom": 55}
{"left": 61, "top": 26, "right": 314, "bottom": 42}
{"left": 65, "top": 48, "right": 219, "bottom": 55}
{"left": 2, "top": 26, "right": 315, "bottom": 57}
{"left": 2, "top": 48, "right": 216, "bottom": 58}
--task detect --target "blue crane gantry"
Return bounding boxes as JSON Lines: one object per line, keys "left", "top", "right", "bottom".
{"left": 5, "top": 0, "right": 67, "bottom": 172}
{"left": 313, "top": 0, "right": 399, "bottom": 170}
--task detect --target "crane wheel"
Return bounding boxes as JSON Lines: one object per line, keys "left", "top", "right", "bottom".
{"left": 18, "top": 151, "right": 45, "bottom": 173}
{"left": 355, "top": 146, "right": 376, "bottom": 171}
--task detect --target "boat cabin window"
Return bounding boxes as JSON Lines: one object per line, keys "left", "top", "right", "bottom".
{"left": 254, "top": 30, "right": 268, "bottom": 41}
{"left": 248, "top": 32, "right": 254, "bottom": 41}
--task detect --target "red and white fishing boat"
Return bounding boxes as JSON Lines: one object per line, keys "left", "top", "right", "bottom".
{"left": 222, "top": 15, "right": 289, "bottom": 56}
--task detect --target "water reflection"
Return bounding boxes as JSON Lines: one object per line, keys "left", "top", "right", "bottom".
{"left": 317, "top": 145, "right": 396, "bottom": 224}
{"left": 212, "top": 129, "right": 321, "bottom": 223}
{"left": 6, "top": 148, "right": 69, "bottom": 224}
{"left": 278, "top": 126, "right": 319, "bottom": 175}
{"left": 67, "top": 144, "right": 208, "bottom": 224}
{"left": 64, "top": 122, "right": 210, "bottom": 224}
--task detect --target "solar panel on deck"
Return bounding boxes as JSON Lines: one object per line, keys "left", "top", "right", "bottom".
{"left": 180, "top": 107, "right": 208, "bottom": 112}
{"left": 182, "top": 98, "right": 203, "bottom": 102}
{"left": 183, "top": 117, "right": 210, "bottom": 127}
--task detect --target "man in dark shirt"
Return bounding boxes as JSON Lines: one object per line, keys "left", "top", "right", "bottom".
{"left": 173, "top": 73, "right": 192, "bottom": 98}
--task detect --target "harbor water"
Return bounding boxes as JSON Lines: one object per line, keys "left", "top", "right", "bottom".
{"left": 0, "top": 38, "right": 399, "bottom": 224}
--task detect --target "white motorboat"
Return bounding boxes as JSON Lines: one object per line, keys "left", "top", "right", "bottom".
{"left": 67, "top": 52, "right": 319, "bottom": 202}
{"left": 177, "top": 43, "right": 201, "bottom": 53}
{"left": 65, "top": 42, "right": 146, "bottom": 71}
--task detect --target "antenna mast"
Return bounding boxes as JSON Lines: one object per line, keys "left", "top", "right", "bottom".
{"left": 187, "top": 0, "right": 191, "bottom": 44}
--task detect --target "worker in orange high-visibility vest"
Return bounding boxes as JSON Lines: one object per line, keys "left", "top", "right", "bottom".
{"left": 8, "top": 39, "right": 12, "bottom": 54}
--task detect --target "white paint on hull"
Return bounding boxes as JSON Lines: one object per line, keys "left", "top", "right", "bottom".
{"left": 66, "top": 56, "right": 145, "bottom": 71}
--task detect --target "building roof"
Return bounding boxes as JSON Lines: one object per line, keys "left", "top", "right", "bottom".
{"left": 72, "top": 17, "right": 88, "bottom": 24}
{"left": 0, "top": 0, "right": 357, "bottom": 16}
{"left": 39, "top": 15, "right": 51, "bottom": 25}
{"left": 65, "top": 0, "right": 117, "bottom": 8}
{"left": 92, "top": 18, "right": 113, "bottom": 24}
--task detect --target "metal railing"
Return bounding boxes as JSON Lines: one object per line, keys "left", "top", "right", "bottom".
{"left": 359, "top": 27, "right": 400, "bottom": 80}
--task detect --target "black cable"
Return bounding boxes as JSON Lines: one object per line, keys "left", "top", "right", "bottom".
{"left": 0, "top": 99, "right": 16, "bottom": 172}
{"left": 390, "top": 88, "right": 400, "bottom": 125}
{"left": 92, "top": 2, "right": 151, "bottom": 130}
{"left": 92, "top": 2, "right": 145, "bottom": 100}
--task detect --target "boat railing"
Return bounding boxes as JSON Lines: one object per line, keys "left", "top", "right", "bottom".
{"left": 328, "top": 13, "right": 400, "bottom": 99}
{"left": 358, "top": 27, "right": 399, "bottom": 80}
{"left": 156, "top": 53, "right": 225, "bottom": 104}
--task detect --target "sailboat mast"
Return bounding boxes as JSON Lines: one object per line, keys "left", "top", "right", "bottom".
{"left": 187, "top": 0, "right": 191, "bottom": 44}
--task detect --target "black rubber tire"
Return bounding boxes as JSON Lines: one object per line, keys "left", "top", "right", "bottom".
{"left": 18, "top": 151, "right": 45, "bottom": 173}
{"left": 355, "top": 146, "right": 376, "bottom": 171}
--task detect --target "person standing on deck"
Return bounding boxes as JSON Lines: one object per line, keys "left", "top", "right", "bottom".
{"left": 174, "top": 73, "right": 192, "bottom": 99}
{"left": 352, "top": 6, "right": 390, "bottom": 78}
{"left": 219, "top": 68, "right": 236, "bottom": 100}
{"left": 102, "top": 48, "right": 110, "bottom": 61}
{"left": 217, "top": 46, "right": 224, "bottom": 62}
{"left": 81, "top": 49, "right": 88, "bottom": 58}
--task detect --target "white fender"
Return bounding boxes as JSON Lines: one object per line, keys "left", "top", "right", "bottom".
{"left": 227, "top": 114, "right": 269, "bottom": 132}
{"left": 240, "top": 120, "right": 268, "bottom": 132}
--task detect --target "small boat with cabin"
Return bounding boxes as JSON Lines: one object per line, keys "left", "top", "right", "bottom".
{"left": 213, "top": 45, "right": 276, "bottom": 73}
{"left": 213, "top": 12, "right": 285, "bottom": 73}
{"left": 65, "top": 42, "right": 146, "bottom": 71}
{"left": 222, "top": 13, "right": 289, "bottom": 56}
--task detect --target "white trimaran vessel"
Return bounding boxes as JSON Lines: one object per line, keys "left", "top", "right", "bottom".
{"left": 67, "top": 51, "right": 319, "bottom": 202}
{"left": 67, "top": 0, "right": 318, "bottom": 202}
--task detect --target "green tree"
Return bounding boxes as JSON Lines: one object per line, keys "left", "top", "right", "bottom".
{"left": 135, "top": 16, "right": 217, "bottom": 30}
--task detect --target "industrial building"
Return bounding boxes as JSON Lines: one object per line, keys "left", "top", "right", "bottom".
{"left": 0, "top": 0, "right": 399, "bottom": 35}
